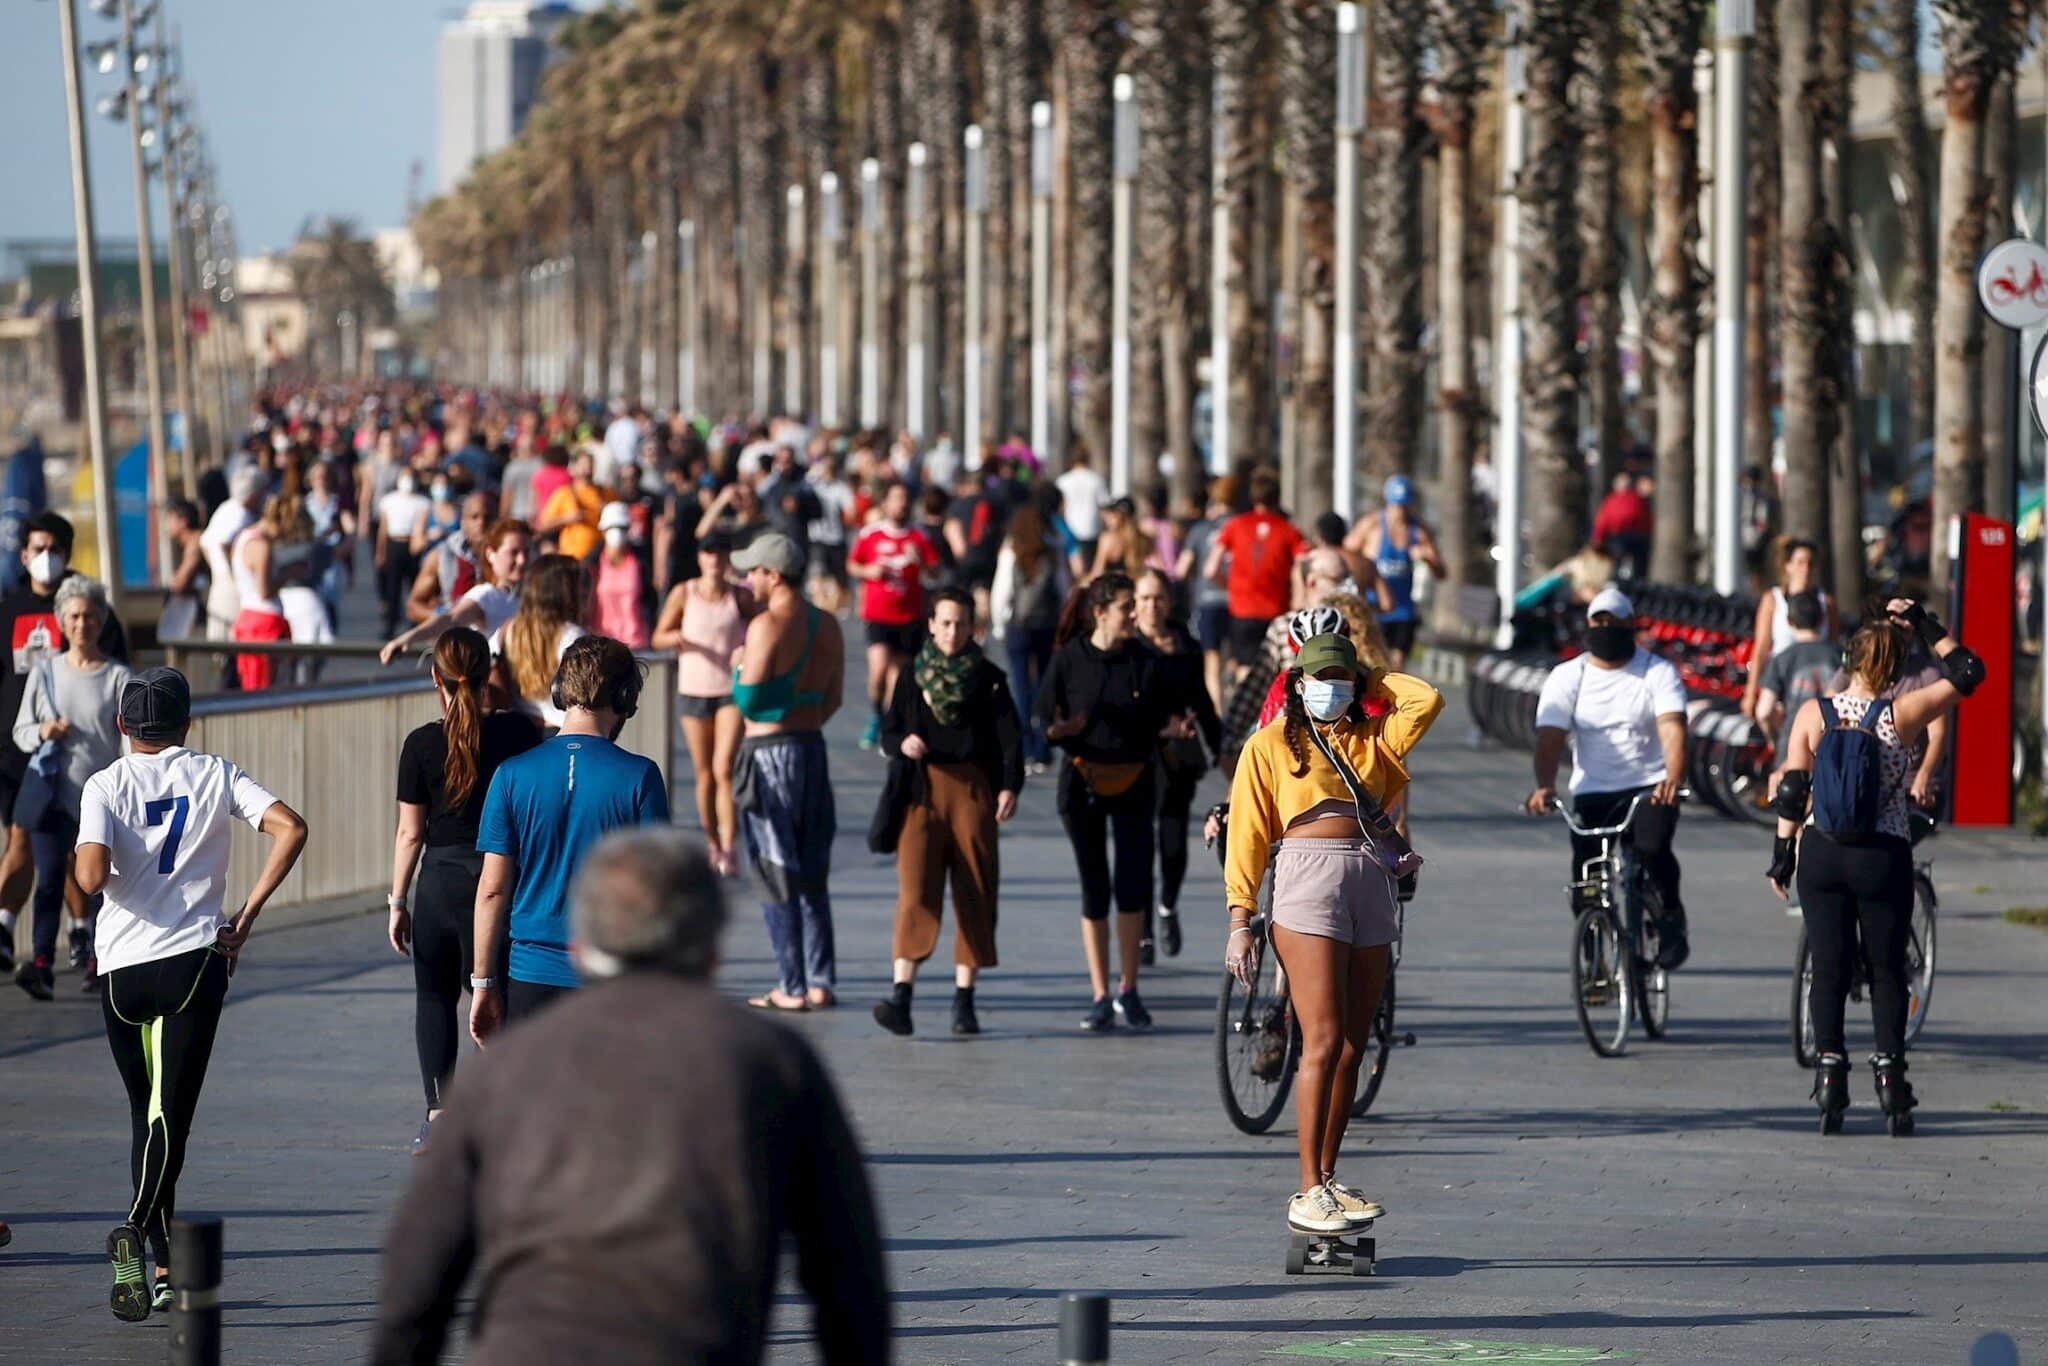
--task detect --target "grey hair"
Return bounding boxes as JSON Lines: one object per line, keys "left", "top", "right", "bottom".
{"left": 568, "top": 829, "right": 726, "bottom": 979}
{"left": 54, "top": 575, "right": 109, "bottom": 623}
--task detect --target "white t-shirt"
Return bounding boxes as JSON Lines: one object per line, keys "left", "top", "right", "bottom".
{"left": 488, "top": 621, "right": 588, "bottom": 729}
{"left": 78, "top": 746, "right": 280, "bottom": 975}
{"left": 379, "top": 489, "right": 431, "bottom": 540}
{"left": 1056, "top": 467, "right": 1108, "bottom": 541}
{"left": 1534, "top": 649, "right": 1688, "bottom": 795}
{"left": 461, "top": 582, "right": 520, "bottom": 637}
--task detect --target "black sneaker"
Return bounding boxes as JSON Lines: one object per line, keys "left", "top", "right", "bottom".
{"left": 15, "top": 961, "right": 53, "bottom": 1002}
{"left": 872, "top": 997, "right": 914, "bottom": 1036}
{"left": 1159, "top": 907, "right": 1182, "bottom": 957}
{"left": 1113, "top": 989, "right": 1153, "bottom": 1030}
{"left": 1140, "top": 937, "right": 1156, "bottom": 967}
{"left": 951, "top": 998, "right": 980, "bottom": 1035}
{"left": 151, "top": 1276, "right": 173, "bottom": 1313}
{"left": 1081, "top": 996, "right": 1116, "bottom": 1032}
{"left": 81, "top": 959, "right": 101, "bottom": 993}
{"left": 411, "top": 1114, "right": 435, "bottom": 1157}
{"left": 68, "top": 925, "right": 89, "bottom": 969}
{"left": 107, "top": 1223, "right": 150, "bottom": 1322}
{"left": 0, "top": 930, "right": 15, "bottom": 975}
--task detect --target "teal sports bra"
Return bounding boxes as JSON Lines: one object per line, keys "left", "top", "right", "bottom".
{"left": 732, "top": 606, "right": 826, "bottom": 722}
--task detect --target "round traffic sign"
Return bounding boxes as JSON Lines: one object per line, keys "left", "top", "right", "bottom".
{"left": 1977, "top": 238, "right": 2048, "bottom": 329}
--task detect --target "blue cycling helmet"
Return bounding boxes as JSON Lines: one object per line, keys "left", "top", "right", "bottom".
{"left": 1383, "top": 474, "right": 1414, "bottom": 507}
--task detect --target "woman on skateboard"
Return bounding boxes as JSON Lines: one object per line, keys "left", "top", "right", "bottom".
{"left": 1222, "top": 633, "right": 1442, "bottom": 1234}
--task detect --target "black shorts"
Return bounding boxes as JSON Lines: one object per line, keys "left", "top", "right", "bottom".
{"left": 0, "top": 769, "right": 19, "bottom": 827}
{"left": 809, "top": 542, "right": 848, "bottom": 584}
{"left": 1194, "top": 604, "right": 1230, "bottom": 653}
{"left": 1382, "top": 619, "right": 1418, "bottom": 655}
{"left": 1227, "top": 616, "right": 1273, "bottom": 668}
{"left": 865, "top": 620, "right": 925, "bottom": 656}
{"left": 678, "top": 693, "right": 733, "bottom": 720}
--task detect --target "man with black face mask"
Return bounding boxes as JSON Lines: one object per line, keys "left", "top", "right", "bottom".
{"left": 1524, "top": 587, "right": 1692, "bottom": 969}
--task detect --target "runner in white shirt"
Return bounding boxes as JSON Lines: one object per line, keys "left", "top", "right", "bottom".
{"left": 377, "top": 520, "right": 534, "bottom": 665}
{"left": 73, "top": 667, "right": 307, "bottom": 1323}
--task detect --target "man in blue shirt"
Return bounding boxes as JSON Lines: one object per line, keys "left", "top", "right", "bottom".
{"left": 470, "top": 636, "right": 669, "bottom": 1040}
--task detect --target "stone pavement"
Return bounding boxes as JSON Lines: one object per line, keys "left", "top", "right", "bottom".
{"left": 4, "top": 686, "right": 2048, "bottom": 1364}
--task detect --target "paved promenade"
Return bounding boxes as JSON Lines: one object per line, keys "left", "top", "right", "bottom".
{"left": 4, "top": 684, "right": 2047, "bottom": 1364}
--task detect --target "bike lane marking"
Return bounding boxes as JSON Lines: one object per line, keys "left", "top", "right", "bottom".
{"left": 1273, "top": 1335, "right": 1634, "bottom": 1364}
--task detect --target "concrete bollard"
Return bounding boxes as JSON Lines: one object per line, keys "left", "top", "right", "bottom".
{"left": 167, "top": 1216, "right": 223, "bottom": 1366}
{"left": 1058, "top": 1292, "right": 1109, "bottom": 1365}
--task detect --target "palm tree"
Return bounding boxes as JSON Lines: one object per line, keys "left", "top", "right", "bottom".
{"left": 1517, "top": 0, "right": 1588, "bottom": 568}
{"left": 1821, "top": 0, "right": 1861, "bottom": 609}
{"left": 1428, "top": 0, "right": 1493, "bottom": 631}
{"left": 1744, "top": 0, "right": 1780, "bottom": 527}
{"left": 1639, "top": 0, "right": 1706, "bottom": 583}
{"left": 1363, "top": 3, "right": 1425, "bottom": 495}
{"left": 995, "top": 0, "right": 1047, "bottom": 446}
{"left": 1129, "top": 0, "right": 1203, "bottom": 496}
{"left": 1208, "top": 0, "right": 1273, "bottom": 470}
{"left": 1776, "top": 0, "right": 1840, "bottom": 554}
{"left": 1929, "top": 0, "right": 2018, "bottom": 590}
{"left": 1883, "top": 0, "right": 1935, "bottom": 465}
{"left": 1054, "top": 0, "right": 1119, "bottom": 468}
{"left": 289, "top": 217, "right": 395, "bottom": 377}
{"left": 1575, "top": 0, "right": 1625, "bottom": 494}
{"left": 1282, "top": 0, "right": 1335, "bottom": 522}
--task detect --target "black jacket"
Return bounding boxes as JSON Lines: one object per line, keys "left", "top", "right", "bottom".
{"left": 1035, "top": 635, "right": 1174, "bottom": 765}
{"left": 880, "top": 652, "right": 1024, "bottom": 796}
{"left": 1140, "top": 623, "right": 1223, "bottom": 760}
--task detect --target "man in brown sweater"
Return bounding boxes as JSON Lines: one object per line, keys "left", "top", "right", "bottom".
{"left": 371, "top": 829, "right": 890, "bottom": 1365}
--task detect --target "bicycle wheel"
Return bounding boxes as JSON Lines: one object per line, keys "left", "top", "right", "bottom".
{"left": 1904, "top": 872, "right": 1937, "bottom": 1048}
{"left": 1572, "top": 906, "right": 1631, "bottom": 1057}
{"left": 1633, "top": 879, "right": 1670, "bottom": 1040}
{"left": 1349, "top": 972, "right": 1397, "bottom": 1118}
{"left": 1791, "top": 925, "right": 1817, "bottom": 1069}
{"left": 1216, "top": 932, "right": 1299, "bottom": 1135}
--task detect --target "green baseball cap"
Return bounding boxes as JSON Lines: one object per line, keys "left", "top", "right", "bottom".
{"left": 1295, "top": 633, "right": 1358, "bottom": 677}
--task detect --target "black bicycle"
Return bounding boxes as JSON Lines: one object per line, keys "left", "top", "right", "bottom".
{"left": 1790, "top": 816, "right": 1939, "bottom": 1067}
{"left": 1555, "top": 792, "right": 1673, "bottom": 1057}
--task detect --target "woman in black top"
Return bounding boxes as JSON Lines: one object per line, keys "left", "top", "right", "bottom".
{"left": 1036, "top": 572, "right": 1193, "bottom": 1032}
{"left": 388, "top": 628, "right": 540, "bottom": 1151}
{"left": 1134, "top": 568, "right": 1223, "bottom": 962}
{"left": 874, "top": 588, "right": 1023, "bottom": 1038}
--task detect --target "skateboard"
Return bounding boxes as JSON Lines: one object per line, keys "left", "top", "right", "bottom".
{"left": 1285, "top": 1220, "right": 1376, "bottom": 1276}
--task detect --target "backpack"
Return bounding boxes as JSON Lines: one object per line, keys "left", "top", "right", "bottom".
{"left": 1011, "top": 556, "right": 1061, "bottom": 632}
{"left": 1810, "top": 697, "right": 1890, "bottom": 841}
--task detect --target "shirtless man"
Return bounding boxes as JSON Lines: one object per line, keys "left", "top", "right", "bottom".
{"left": 730, "top": 533, "right": 847, "bottom": 1012}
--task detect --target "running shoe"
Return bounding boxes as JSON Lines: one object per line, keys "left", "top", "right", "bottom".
{"left": 1158, "top": 906, "right": 1182, "bottom": 957}
{"left": 1112, "top": 989, "right": 1152, "bottom": 1030}
{"left": 151, "top": 1277, "right": 174, "bottom": 1313}
{"left": 14, "top": 960, "right": 52, "bottom": 1002}
{"left": 859, "top": 715, "right": 881, "bottom": 750}
{"left": 1080, "top": 996, "right": 1116, "bottom": 1032}
{"left": 1323, "top": 1177, "right": 1385, "bottom": 1222}
{"left": 106, "top": 1223, "right": 150, "bottom": 1322}
{"left": 1139, "top": 936, "right": 1156, "bottom": 967}
{"left": 1287, "top": 1185, "right": 1353, "bottom": 1235}
{"left": 80, "top": 960, "right": 101, "bottom": 994}
{"left": 411, "top": 1114, "right": 434, "bottom": 1157}
{"left": 0, "top": 931, "right": 12, "bottom": 975}
{"left": 872, "top": 997, "right": 914, "bottom": 1036}
{"left": 68, "top": 924, "right": 89, "bottom": 969}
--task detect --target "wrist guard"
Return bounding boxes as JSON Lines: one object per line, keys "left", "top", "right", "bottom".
{"left": 1772, "top": 769, "right": 1811, "bottom": 820}
{"left": 1941, "top": 645, "right": 1986, "bottom": 697}
{"left": 1767, "top": 835, "right": 1797, "bottom": 887}
{"left": 1897, "top": 601, "right": 1949, "bottom": 650}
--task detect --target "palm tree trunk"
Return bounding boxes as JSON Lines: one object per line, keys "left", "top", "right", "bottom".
{"left": 1979, "top": 67, "right": 2016, "bottom": 521}
{"left": 1363, "top": 6, "right": 1424, "bottom": 491}
{"left": 1177, "top": 18, "right": 1213, "bottom": 503}
{"left": 1576, "top": 0, "right": 1625, "bottom": 495}
{"left": 1884, "top": 0, "right": 1934, "bottom": 463}
{"left": 595, "top": 178, "right": 621, "bottom": 399}
{"left": 1209, "top": 0, "right": 1273, "bottom": 474}
{"left": 1282, "top": 0, "right": 1335, "bottom": 523}
{"left": 1642, "top": 0, "right": 1706, "bottom": 583}
{"left": 1429, "top": 0, "right": 1490, "bottom": 629}
{"left": 1777, "top": 0, "right": 1835, "bottom": 551}
{"left": 872, "top": 18, "right": 906, "bottom": 431}
{"left": 979, "top": 0, "right": 1015, "bottom": 444}
{"left": 1061, "top": 1, "right": 1119, "bottom": 470}
{"left": 1000, "top": 0, "right": 1046, "bottom": 447}
{"left": 1821, "top": 0, "right": 1861, "bottom": 608}
{"left": 655, "top": 129, "right": 681, "bottom": 411}
{"left": 1518, "top": 0, "right": 1588, "bottom": 567}
{"left": 568, "top": 200, "right": 592, "bottom": 394}
{"left": 1130, "top": 0, "right": 1193, "bottom": 497}
{"left": 1745, "top": 0, "right": 1780, "bottom": 545}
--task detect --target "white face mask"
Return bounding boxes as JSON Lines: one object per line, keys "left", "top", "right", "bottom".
{"left": 431, "top": 481, "right": 451, "bottom": 502}
{"left": 604, "top": 527, "right": 628, "bottom": 550}
{"left": 28, "top": 551, "right": 65, "bottom": 588}
{"left": 1301, "top": 677, "right": 1355, "bottom": 723}
{"left": 397, "top": 475, "right": 417, "bottom": 495}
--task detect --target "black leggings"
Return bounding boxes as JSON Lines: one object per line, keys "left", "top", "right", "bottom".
{"left": 1059, "top": 764, "right": 1156, "bottom": 922}
{"left": 411, "top": 846, "right": 483, "bottom": 1110}
{"left": 103, "top": 945, "right": 230, "bottom": 1264}
{"left": 1156, "top": 761, "right": 1203, "bottom": 917}
{"left": 1797, "top": 832, "right": 1913, "bottom": 1058}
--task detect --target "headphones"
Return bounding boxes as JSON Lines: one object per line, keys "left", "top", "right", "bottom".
{"left": 551, "top": 645, "right": 643, "bottom": 719}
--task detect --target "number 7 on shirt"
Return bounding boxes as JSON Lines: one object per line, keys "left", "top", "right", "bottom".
{"left": 145, "top": 795, "right": 190, "bottom": 874}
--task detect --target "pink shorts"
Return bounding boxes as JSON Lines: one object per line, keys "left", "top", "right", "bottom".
{"left": 1269, "top": 838, "right": 1401, "bottom": 948}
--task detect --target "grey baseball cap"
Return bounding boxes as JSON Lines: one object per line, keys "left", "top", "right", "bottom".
{"left": 730, "top": 531, "right": 804, "bottom": 578}
{"left": 121, "top": 667, "right": 192, "bottom": 741}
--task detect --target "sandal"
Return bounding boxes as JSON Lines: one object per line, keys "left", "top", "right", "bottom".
{"left": 747, "top": 989, "right": 809, "bottom": 1012}
{"left": 805, "top": 989, "right": 837, "bottom": 1009}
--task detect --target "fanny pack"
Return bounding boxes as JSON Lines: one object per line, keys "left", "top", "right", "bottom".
{"left": 1302, "top": 719, "right": 1422, "bottom": 880}
{"left": 1071, "top": 757, "right": 1147, "bottom": 798}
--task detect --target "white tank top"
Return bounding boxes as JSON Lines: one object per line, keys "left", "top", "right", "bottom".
{"left": 232, "top": 528, "right": 283, "bottom": 616}
{"left": 1766, "top": 586, "right": 1830, "bottom": 667}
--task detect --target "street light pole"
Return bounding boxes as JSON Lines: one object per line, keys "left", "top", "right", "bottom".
{"left": 155, "top": 15, "right": 197, "bottom": 497}
{"left": 963, "top": 128, "right": 986, "bottom": 464}
{"left": 785, "top": 185, "right": 805, "bottom": 419}
{"left": 58, "top": 0, "right": 123, "bottom": 602}
{"left": 119, "top": 0, "right": 170, "bottom": 585}
{"left": 1711, "top": 2, "right": 1753, "bottom": 593}
{"left": 860, "top": 157, "right": 882, "bottom": 427}
{"left": 1491, "top": 22, "right": 1528, "bottom": 647}
{"left": 1029, "top": 101, "right": 1053, "bottom": 460}
{"left": 679, "top": 224, "right": 698, "bottom": 414}
{"left": 1332, "top": 2, "right": 1364, "bottom": 521}
{"left": 907, "top": 141, "right": 931, "bottom": 439}
{"left": 819, "top": 174, "right": 842, "bottom": 427}
{"left": 1209, "top": 82, "right": 1230, "bottom": 477}
{"left": 1110, "top": 74, "right": 1136, "bottom": 497}
{"left": 1693, "top": 49, "right": 1717, "bottom": 552}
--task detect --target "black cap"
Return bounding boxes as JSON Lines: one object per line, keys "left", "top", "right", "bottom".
{"left": 121, "top": 667, "right": 192, "bottom": 741}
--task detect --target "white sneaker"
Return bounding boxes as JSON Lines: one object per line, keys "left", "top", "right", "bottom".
{"left": 1287, "top": 1185, "right": 1353, "bottom": 1234}
{"left": 1323, "top": 1177, "right": 1384, "bottom": 1222}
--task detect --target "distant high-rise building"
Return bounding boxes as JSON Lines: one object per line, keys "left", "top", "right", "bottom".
{"left": 436, "top": 1, "right": 575, "bottom": 195}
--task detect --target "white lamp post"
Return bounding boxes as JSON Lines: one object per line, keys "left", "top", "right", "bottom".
{"left": 1492, "top": 22, "right": 1528, "bottom": 645}
{"left": 1712, "top": 1, "right": 1754, "bottom": 593}
{"left": 963, "top": 126, "right": 986, "bottom": 462}
{"left": 1333, "top": 2, "right": 1365, "bottom": 520}
{"left": 860, "top": 157, "right": 882, "bottom": 427}
{"left": 907, "top": 141, "right": 931, "bottom": 438}
{"left": 1111, "top": 74, "right": 1136, "bottom": 496}
{"left": 1030, "top": 102, "right": 1053, "bottom": 460}
{"left": 819, "top": 173, "right": 842, "bottom": 426}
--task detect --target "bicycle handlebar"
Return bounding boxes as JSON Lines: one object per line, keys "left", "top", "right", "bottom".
{"left": 1550, "top": 787, "right": 1691, "bottom": 838}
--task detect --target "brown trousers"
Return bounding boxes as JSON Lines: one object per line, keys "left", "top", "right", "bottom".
{"left": 893, "top": 763, "right": 1000, "bottom": 968}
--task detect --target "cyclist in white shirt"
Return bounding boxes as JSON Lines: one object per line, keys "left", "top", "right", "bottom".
{"left": 72, "top": 668, "right": 308, "bottom": 1323}
{"left": 1524, "top": 587, "right": 1692, "bottom": 969}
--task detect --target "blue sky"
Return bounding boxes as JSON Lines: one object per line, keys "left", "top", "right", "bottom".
{"left": 0, "top": 0, "right": 458, "bottom": 259}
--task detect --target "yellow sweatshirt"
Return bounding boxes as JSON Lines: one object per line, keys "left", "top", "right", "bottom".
{"left": 1224, "top": 670, "right": 1445, "bottom": 911}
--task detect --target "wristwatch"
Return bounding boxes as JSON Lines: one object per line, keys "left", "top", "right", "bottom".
{"left": 469, "top": 975, "right": 497, "bottom": 991}
{"left": 386, "top": 894, "right": 407, "bottom": 910}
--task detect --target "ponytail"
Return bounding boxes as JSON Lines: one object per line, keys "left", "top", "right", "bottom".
{"left": 434, "top": 628, "right": 493, "bottom": 808}
{"left": 1054, "top": 571, "right": 1135, "bottom": 647}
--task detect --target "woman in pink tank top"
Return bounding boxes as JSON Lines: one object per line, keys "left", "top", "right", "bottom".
{"left": 592, "top": 503, "right": 651, "bottom": 649}
{"left": 652, "top": 532, "right": 757, "bottom": 875}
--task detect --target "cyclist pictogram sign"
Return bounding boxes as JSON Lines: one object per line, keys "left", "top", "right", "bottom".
{"left": 1976, "top": 238, "right": 2048, "bottom": 330}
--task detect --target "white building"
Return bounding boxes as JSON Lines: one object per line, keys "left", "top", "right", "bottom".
{"left": 436, "top": 1, "right": 576, "bottom": 195}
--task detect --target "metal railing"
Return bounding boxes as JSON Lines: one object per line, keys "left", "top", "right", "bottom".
{"left": 185, "top": 652, "right": 677, "bottom": 919}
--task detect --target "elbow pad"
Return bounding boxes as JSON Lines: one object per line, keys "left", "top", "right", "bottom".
{"left": 1941, "top": 646, "right": 1986, "bottom": 697}
{"left": 1772, "top": 770, "right": 1812, "bottom": 820}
